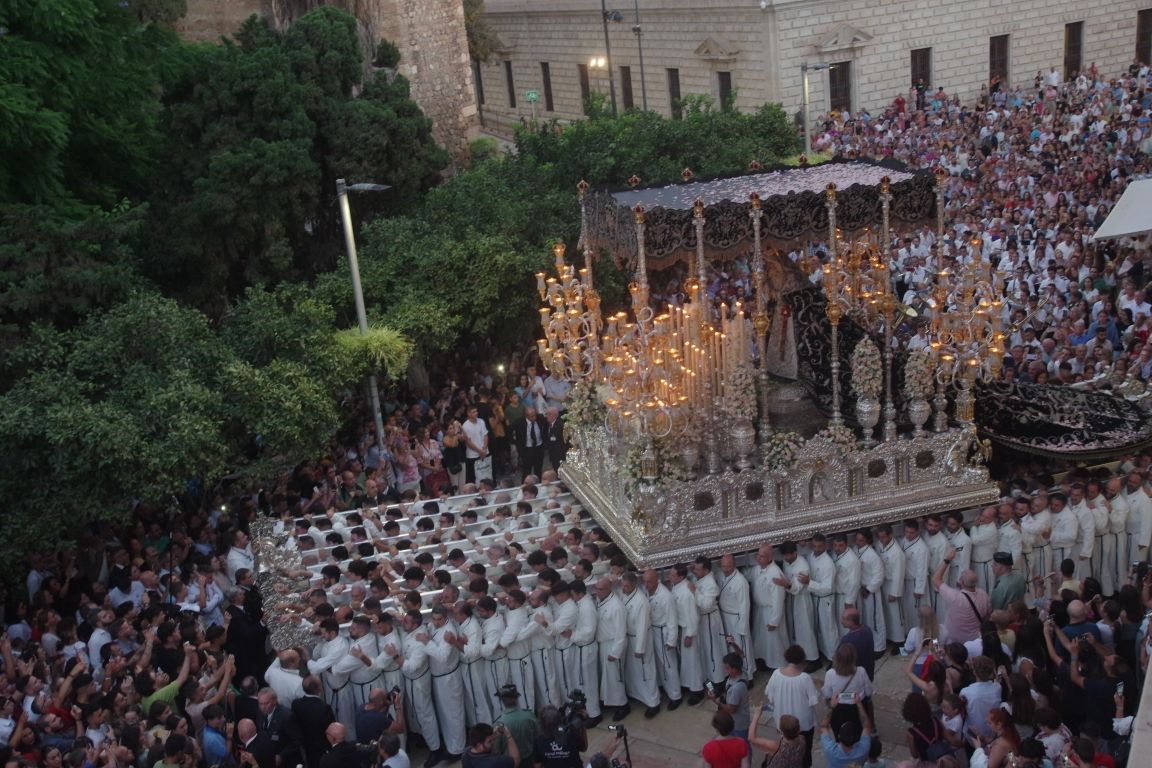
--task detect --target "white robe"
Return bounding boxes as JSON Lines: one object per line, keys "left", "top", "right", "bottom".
{"left": 427, "top": 621, "right": 466, "bottom": 755}
{"left": 717, "top": 569, "right": 753, "bottom": 670}
{"left": 1088, "top": 495, "right": 1111, "bottom": 587}
{"left": 547, "top": 598, "right": 579, "bottom": 705}
{"left": 329, "top": 633, "right": 382, "bottom": 740}
{"left": 1071, "top": 501, "right": 1096, "bottom": 580}
{"left": 501, "top": 605, "right": 537, "bottom": 712}
{"left": 807, "top": 551, "right": 837, "bottom": 660}
{"left": 694, "top": 572, "right": 727, "bottom": 684}
{"left": 923, "top": 532, "right": 949, "bottom": 613}
{"left": 570, "top": 595, "right": 602, "bottom": 716}
{"left": 832, "top": 548, "right": 861, "bottom": 638}
{"left": 596, "top": 593, "right": 628, "bottom": 706}
{"left": 877, "top": 540, "right": 906, "bottom": 643}
{"left": 457, "top": 616, "right": 491, "bottom": 727}
{"left": 524, "top": 605, "right": 561, "bottom": 709}
{"left": 1020, "top": 510, "right": 1052, "bottom": 580}
{"left": 1104, "top": 493, "right": 1129, "bottom": 597}
{"left": 480, "top": 612, "right": 512, "bottom": 703}
{"left": 621, "top": 589, "right": 659, "bottom": 707}
{"left": 400, "top": 630, "right": 440, "bottom": 751}
{"left": 969, "top": 522, "right": 999, "bottom": 592}
{"left": 857, "top": 546, "right": 887, "bottom": 652}
{"left": 367, "top": 630, "right": 404, "bottom": 696}
{"left": 646, "top": 583, "right": 681, "bottom": 701}
{"left": 1050, "top": 508, "right": 1080, "bottom": 574}
{"left": 264, "top": 659, "right": 304, "bottom": 707}
{"left": 672, "top": 578, "right": 704, "bottom": 692}
{"left": 749, "top": 562, "right": 786, "bottom": 669}
{"left": 782, "top": 557, "right": 818, "bottom": 661}
{"left": 900, "top": 537, "right": 929, "bottom": 633}
{"left": 1124, "top": 486, "right": 1152, "bottom": 565}
{"left": 308, "top": 635, "right": 350, "bottom": 717}
{"left": 997, "top": 522, "right": 1024, "bottom": 571}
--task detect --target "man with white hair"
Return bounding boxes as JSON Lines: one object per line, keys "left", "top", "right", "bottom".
{"left": 748, "top": 544, "right": 786, "bottom": 671}
{"left": 716, "top": 553, "right": 753, "bottom": 671}
{"left": 620, "top": 571, "right": 660, "bottom": 718}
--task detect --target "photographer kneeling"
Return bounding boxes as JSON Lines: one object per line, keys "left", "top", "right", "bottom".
{"left": 533, "top": 704, "right": 589, "bottom": 768}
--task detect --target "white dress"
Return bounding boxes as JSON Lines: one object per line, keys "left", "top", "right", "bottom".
{"left": 763, "top": 670, "right": 820, "bottom": 732}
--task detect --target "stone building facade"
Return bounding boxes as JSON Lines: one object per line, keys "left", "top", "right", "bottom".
{"left": 478, "top": 0, "right": 1152, "bottom": 127}
{"left": 176, "top": 0, "right": 477, "bottom": 160}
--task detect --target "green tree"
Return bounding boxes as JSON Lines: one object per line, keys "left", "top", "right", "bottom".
{"left": 147, "top": 8, "right": 447, "bottom": 312}
{"left": 0, "top": 0, "right": 180, "bottom": 206}
{"left": 463, "top": 0, "right": 500, "bottom": 62}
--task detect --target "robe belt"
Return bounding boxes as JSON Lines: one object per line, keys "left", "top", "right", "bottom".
{"left": 432, "top": 662, "right": 460, "bottom": 678}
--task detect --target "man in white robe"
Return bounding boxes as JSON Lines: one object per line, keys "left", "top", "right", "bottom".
{"left": 451, "top": 601, "right": 491, "bottom": 727}
{"left": 500, "top": 590, "right": 537, "bottom": 713}
{"left": 1020, "top": 494, "right": 1052, "bottom": 581}
{"left": 524, "top": 590, "right": 561, "bottom": 709}
{"left": 620, "top": 572, "right": 660, "bottom": 716}
{"left": 265, "top": 650, "right": 305, "bottom": 707}
{"left": 360, "top": 616, "right": 403, "bottom": 696}
{"left": 1103, "top": 477, "right": 1130, "bottom": 596}
{"left": 476, "top": 596, "right": 512, "bottom": 703}
{"left": 543, "top": 582, "right": 579, "bottom": 706}
{"left": 875, "top": 524, "right": 906, "bottom": 647}
{"left": 716, "top": 554, "right": 753, "bottom": 672}
{"left": 307, "top": 619, "right": 351, "bottom": 723}
{"left": 806, "top": 534, "right": 838, "bottom": 661}
{"left": 969, "top": 506, "right": 1000, "bottom": 593}
{"left": 669, "top": 564, "right": 705, "bottom": 704}
{"left": 831, "top": 534, "right": 860, "bottom": 642}
{"left": 748, "top": 544, "right": 786, "bottom": 670}
{"left": 1049, "top": 492, "right": 1080, "bottom": 577}
{"left": 642, "top": 569, "right": 682, "bottom": 710}
{"left": 692, "top": 556, "right": 726, "bottom": 686}
{"left": 426, "top": 605, "right": 466, "bottom": 757}
{"left": 327, "top": 616, "right": 381, "bottom": 740}
{"left": 922, "top": 515, "right": 949, "bottom": 615}
{"left": 1086, "top": 481, "right": 1111, "bottom": 587}
{"left": 1123, "top": 470, "right": 1152, "bottom": 566}
{"left": 396, "top": 611, "right": 441, "bottom": 757}
{"left": 854, "top": 530, "right": 887, "bottom": 654}
{"left": 1070, "top": 483, "right": 1096, "bottom": 580}
{"left": 594, "top": 577, "right": 629, "bottom": 719}
{"left": 569, "top": 581, "right": 602, "bottom": 720}
{"left": 901, "top": 520, "right": 930, "bottom": 636}
{"left": 778, "top": 541, "right": 818, "bottom": 663}
{"left": 997, "top": 502, "right": 1024, "bottom": 573}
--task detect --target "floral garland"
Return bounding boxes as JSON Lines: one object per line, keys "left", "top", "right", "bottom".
{"left": 622, "top": 440, "right": 691, "bottom": 492}
{"left": 564, "top": 379, "right": 606, "bottom": 431}
{"left": 722, "top": 363, "right": 759, "bottom": 422}
{"left": 763, "top": 429, "right": 806, "bottom": 471}
{"left": 903, "top": 348, "right": 935, "bottom": 400}
{"left": 850, "top": 338, "right": 883, "bottom": 400}
{"left": 814, "top": 423, "right": 856, "bottom": 454}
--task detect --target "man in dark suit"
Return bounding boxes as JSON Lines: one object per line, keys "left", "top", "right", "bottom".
{"left": 318, "top": 723, "right": 359, "bottom": 768}
{"left": 544, "top": 406, "right": 568, "bottom": 470}
{"left": 512, "top": 406, "right": 549, "bottom": 481}
{"left": 256, "top": 687, "right": 301, "bottom": 768}
{"left": 236, "top": 719, "right": 277, "bottom": 768}
{"left": 291, "top": 676, "right": 335, "bottom": 768}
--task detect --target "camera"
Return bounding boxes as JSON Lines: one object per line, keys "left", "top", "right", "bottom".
{"left": 554, "top": 688, "right": 588, "bottom": 748}
{"left": 354, "top": 741, "right": 379, "bottom": 768}
{"left": 607, "top": 724, "right": 626, "bottom": 737}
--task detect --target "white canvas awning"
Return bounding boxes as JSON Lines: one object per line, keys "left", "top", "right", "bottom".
{"left": 1094, "top": 177, "right": 1152, "bottom": 240}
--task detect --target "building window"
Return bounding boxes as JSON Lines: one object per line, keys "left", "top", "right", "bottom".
{"left": 1064, "top": 21, "right": 1083, "bottom": 80}
{"left": 620, "top": 65, "right": 634, "bottom": 111}
{"left": 578, "top": 63, "right": 591, "bottom": 113}
{"left": 504, "top": 60, "right": 516, "bottom": 108}
{"left": 540, "top": 62, "right": 554, "bottom": 112}
{"left": 910, "top": 48, "right": 931, "bottom": 89}
{"left": 829, "top": 61, "right": 852, "bottom": 113}
{"left": 989, "top": 35, "right": 1009, "bottom": 86}
{"left": 473, "top": 59, "right": 485, "bottom": 106}
{"left": 717, "top": 71, "right": 733, "bottom": 111}
{"left": 1138, "top": 10, "right": 1152, "bottom": 66}
{"left": 667, "top": 67, "right": 682, "bottom": 119}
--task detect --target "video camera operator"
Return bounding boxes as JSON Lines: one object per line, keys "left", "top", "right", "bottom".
{"left": 533, "top": 689, "right": 592, "bottom": 768}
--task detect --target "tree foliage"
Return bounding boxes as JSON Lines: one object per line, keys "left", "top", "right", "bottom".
{"left": 463, "top": 0, "right": 500, "bottom": 62}
{"left": 146, "top": 8, "right": 448, "bottom": 311}
{"left": 0, "top": 0, "right": 180, "bottom": 206}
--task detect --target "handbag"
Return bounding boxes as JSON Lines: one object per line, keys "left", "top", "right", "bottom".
{"left": 474, "top": 455, "right": 493, "bottom": 480}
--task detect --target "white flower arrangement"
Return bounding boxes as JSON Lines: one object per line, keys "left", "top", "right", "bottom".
{"left": 763, "top": 429, "right": 806, "bottom": 471}
{"left": 722, "top": 364, "right": 759, "bottom": 423}
{"left": 565, "top": 379, "right": 606, "bottom": 430}
{"left": 814, "top": 423, "right": 857, "bottom": 453}
{"left": 903, "top": 348, "right": 936, "bottom": 400}
{"left": 850, "top": 337, "right": 883, "bottom": 400}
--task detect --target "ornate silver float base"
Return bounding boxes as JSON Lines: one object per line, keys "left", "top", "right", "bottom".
{"left": 560, "top": 426, "right": 998, "bottom": 569}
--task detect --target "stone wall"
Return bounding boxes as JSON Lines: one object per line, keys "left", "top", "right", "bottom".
{"left": 480, "top": 0, "right": 1148, "bottom": 127}
{"left": 177, "top": 0, "right": 477, "bottom": 161}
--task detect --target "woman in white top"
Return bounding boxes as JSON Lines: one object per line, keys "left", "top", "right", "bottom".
{"left": 820, "top": 643, "right": 872, "bottom": 736}
{"left": 762, "top": 645, "right": 820, "bottom": 767}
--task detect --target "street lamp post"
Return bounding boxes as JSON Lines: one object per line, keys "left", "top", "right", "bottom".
{"left": 632, "top": 0, "right": 648, "bottom": 110}
{"left": 336, "top": 178, "right": 392, "bottom": 460}
{"left": 600, "top": 0, "right": 621, "bottom": 116}
{"left": 801, "top": 62, "right": 830, "bottom": 157}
